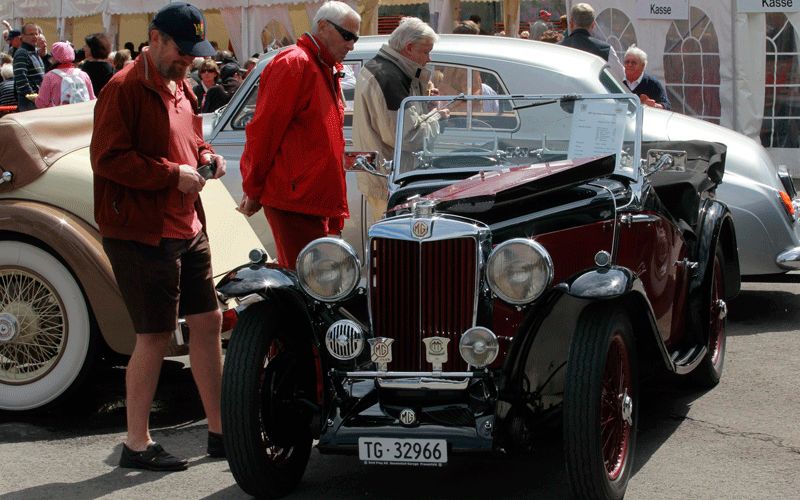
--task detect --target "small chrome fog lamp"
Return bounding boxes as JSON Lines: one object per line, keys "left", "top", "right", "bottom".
{"left": 297, "top": 238, "right": 361, "bottom": 302}
{"left": 486, "top": 239, "right": 553, "bottom": 305}
{"left": 325, "top": 320, "right": 365, "bottom": 360}
{"left": 459, "top": 327, "right": 499, "bottom": 368}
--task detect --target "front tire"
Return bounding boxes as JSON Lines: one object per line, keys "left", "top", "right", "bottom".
{"left": 564, "top": 305, "right": 638, "bottom": 500}
{"left": 221, "top": 301, "right": 315, "bottom": 499}
{"left": 0, "top": 241, "right": 97, "bottom": 412}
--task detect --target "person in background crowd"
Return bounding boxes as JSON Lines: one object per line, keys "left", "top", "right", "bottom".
{"left": 124, "top": 41, "right": 138, "bottom": 60}
{"left": 0, "top": 63, "right": 15, "bottom": 105}
{"left": 35, "top": 41, "right": 95, "bottom": 108}
{"left": 13, "top": 22, "right": 45, "bottom": 111}
{"left": 557, "top": 14, "right": 568, "bottom": 34}
{"left": 237, "top": 1, "right": 360, "bottom": 269}
{"left": 113, "top": 49, "right": 132, "bottom": 72}
{"left": 352, "top": 17, "right": 449, "bottom": 224}
{"left": 190, "top": 56, "right": 204, "bottom": 84}
{"left": 137, "top": 41, "right": 148, "bottom": 55}
{"left": 5, "top": 29, "right": 21, "bottom": 57}
{"left": 243, "top": 57, "right": 258, "bottom": 76}
{"left": 82, "top": 33, "right": 114, "bottom": 95}
{"left": 34, "top": 28, "right": 53, "bottom": 72}
{"left": 468, "top": 14, "right": 488, "bottom": 35}
{"left": 623, "top": 44, "right": 671, "bottom": 110}
{"left": 202, "top": 62, "right": 242, "bottom": 113}
{"left": 214, "top": 50, "right": 234, "bottom": 64}
{"left": 193, "top": 59, "right": 219, "bottom": 110}
{"left": 531, "top": 9, "right": 552, "bottom": 41}
{"left": 91, "top": 1, "right": 226, "bottom": 472}
{"left": 1, "top": 52, "right": 11, "bottom": 65}
{"left": 558, "top": 3, "right": 624, "bottom": 80}
{"left": 539, "top": 29, "right": 562, "bottom": 43}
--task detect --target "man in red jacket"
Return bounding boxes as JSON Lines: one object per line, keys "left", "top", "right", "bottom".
{"left": 91, "top": 2, "right": 226, "bottom": 471}
{"left": 237, "top": 0, "right": 360, "bottom": 269}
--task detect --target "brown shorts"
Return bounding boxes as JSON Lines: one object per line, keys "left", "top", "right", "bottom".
{"left": 102, "top": 232, "right": 219, "bottom": 334}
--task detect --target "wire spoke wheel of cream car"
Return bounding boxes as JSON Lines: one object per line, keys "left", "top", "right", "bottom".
{"left": 0, "top": 241, "right": 97, "bottom": 412}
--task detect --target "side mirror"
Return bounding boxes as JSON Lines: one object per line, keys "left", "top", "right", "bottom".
{"left": 343, "top": 151, "right": 388, "bottom": 178}
{"left": 645, "top": 149, "right": 687, "bottom": 176}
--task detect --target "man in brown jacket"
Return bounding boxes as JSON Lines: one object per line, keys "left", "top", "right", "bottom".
{"left": 91, "top": 2, "right": 226, "bottom": 471}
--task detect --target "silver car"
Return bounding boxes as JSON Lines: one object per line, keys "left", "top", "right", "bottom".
{"left": 204, "top": 35, "right": 800, "bottom": 277}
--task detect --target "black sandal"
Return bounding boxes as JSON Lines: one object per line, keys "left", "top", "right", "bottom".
{"left": 119, "top": 443, "right": 188, "bottom": 471}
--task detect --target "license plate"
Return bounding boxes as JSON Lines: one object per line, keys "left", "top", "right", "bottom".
{"left": 358, "top": 438, "right": 447, "bottom": 466}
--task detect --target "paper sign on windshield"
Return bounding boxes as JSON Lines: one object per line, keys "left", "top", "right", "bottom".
{"left": 568, "top": 101, "right": 627, "bottom": 169}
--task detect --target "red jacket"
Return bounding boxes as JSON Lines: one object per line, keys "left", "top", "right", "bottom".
{"left": 91, "top": 49, "right": 213, "bottom": 245}
{"left": 240, "top": 35, "right": 348, "bottom": 223}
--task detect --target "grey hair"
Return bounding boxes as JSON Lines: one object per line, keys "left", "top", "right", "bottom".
{"left": 570, "top": 3, "right": 596, "bottom": 30}
{"left": 388, "top": 17, "right": 438, "bottom": 52}
{"left": 1, "top": 63, "right": 13, "bottom": 80}
{"left": 625, "top": 44, "right": 647, "bottom": 67}
{"left": 311, "top": 1, "right": 361, "bottom": 35}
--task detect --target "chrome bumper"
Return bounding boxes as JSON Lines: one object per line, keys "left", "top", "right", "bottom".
{"left": 339, "top": 370, "right": 484, "bottom": 390}
{"left": 777, "top": 246, "right": 800, "bottom": 270}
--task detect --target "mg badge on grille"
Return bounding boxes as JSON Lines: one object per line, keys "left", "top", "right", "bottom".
{"left": 369, "top": 337, "right": 394, "bottom": 372}
{"left": 423, "top": 336, "right": 450, "bottom": 372}
{"left": 400, "top": 409, "right": 417, "bottom": 426}
{"left": 412, "top": 220, "right": 429, "bottom": 239}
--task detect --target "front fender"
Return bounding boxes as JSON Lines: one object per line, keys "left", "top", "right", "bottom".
{"left": 695, "top": 199, "right": 740, "bottom": 299}
{"left": 217, "top": 263, "right": 316, "bottom": 339}
{"left": 216, "top": 263, "right": 300, "bottom": 298}
{"left": 559, "top": 266, "right": 635, "bottom": 299}
{"left": 500, "top": 268, "right": 674, "bottom": 412}
{"left": 0, "top": 200, "right": 136, "bottom": 355}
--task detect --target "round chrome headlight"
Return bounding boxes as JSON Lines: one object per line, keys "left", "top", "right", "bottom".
{"left": 297, "top": 238, "right": 360, "bottom": 302}
{"left": 459, "top": 327, "right": 499, "bottom": 368}
{"left": 486, "top": 239, "right": 553, "bottom": 305}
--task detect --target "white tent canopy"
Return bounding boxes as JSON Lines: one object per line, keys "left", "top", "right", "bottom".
{"left": 2, "top": 0, "right": 798, "bottom": 171}
{"left": 573, "top": 1, "right": 800, "bottom": 173}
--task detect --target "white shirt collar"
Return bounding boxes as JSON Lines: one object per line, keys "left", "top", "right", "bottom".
{"left": 625, "top": 72, "right": 644, "bottom": 91}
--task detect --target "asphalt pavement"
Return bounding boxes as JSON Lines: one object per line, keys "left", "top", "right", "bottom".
{"left": 1, "top": 277, "right": 799, "bottom": 500}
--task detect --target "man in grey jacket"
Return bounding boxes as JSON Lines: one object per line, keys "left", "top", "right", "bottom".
{"left": 352, "top": 17, "right": 449, "bottom": 223}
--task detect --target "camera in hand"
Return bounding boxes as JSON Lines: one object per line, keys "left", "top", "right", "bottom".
{"left": 197, "top": 161, "right": 217, "bottom": 180}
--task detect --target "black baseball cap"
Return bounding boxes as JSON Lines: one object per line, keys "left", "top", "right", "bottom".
{"left": 219, "top": 63, "right": 243, "bottom": 80}
{"left": 152, "top": 2, "right": 216, "bottom": 57}
{"left": 5, "top": 29, "right": 21, "bottom": 42}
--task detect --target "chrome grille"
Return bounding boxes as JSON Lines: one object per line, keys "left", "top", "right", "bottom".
{"left": 370, "top": 236, "right": 477, "bottom": 372}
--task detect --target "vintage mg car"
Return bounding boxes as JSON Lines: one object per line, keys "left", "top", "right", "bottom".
{"left": 216, "top": 94, "right": 741, "bottom": 500}
{"left": 0, "top": 102, "right": 263, "bottom": 413}
{"left": 205, "top": 35, "right": 800, "bottom": 278}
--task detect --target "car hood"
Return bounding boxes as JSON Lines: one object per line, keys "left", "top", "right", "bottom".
{"left": 391, "top": 155, "right": 616, "bottom": 213}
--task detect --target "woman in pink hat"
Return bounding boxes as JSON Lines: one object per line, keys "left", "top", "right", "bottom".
{"left": 35, "top": 41, "right": 96, "bottom": 108}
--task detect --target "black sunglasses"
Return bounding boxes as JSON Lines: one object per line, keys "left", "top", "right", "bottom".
{"left": 200, "top": 69, "right": 218, "bottom": 74}
{"left": 328, "top": 20, "right": 358, "bottom": 43}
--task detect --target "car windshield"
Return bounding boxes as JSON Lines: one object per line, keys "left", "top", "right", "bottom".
{"left": 393, "top": 93, "right": 643, "bottom": 183}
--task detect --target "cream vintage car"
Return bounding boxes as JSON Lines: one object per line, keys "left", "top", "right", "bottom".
{"left": 0, "top": 101, "right": 263, "bottom": 413}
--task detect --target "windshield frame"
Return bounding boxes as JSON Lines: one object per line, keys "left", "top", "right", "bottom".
{"left": 391, "top": 93, "right": 644, "bottom": 185}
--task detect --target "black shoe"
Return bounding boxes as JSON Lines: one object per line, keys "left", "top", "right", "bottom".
{"left": 207, "top": 431, "right": 225, "bottom": 458}
{"left": 119, "top": 443, "right": 188, "bottom": 471}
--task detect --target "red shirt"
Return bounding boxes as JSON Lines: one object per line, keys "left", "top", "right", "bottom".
{"left": 147, "top": 56, "right": 203, "bottom": 239}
